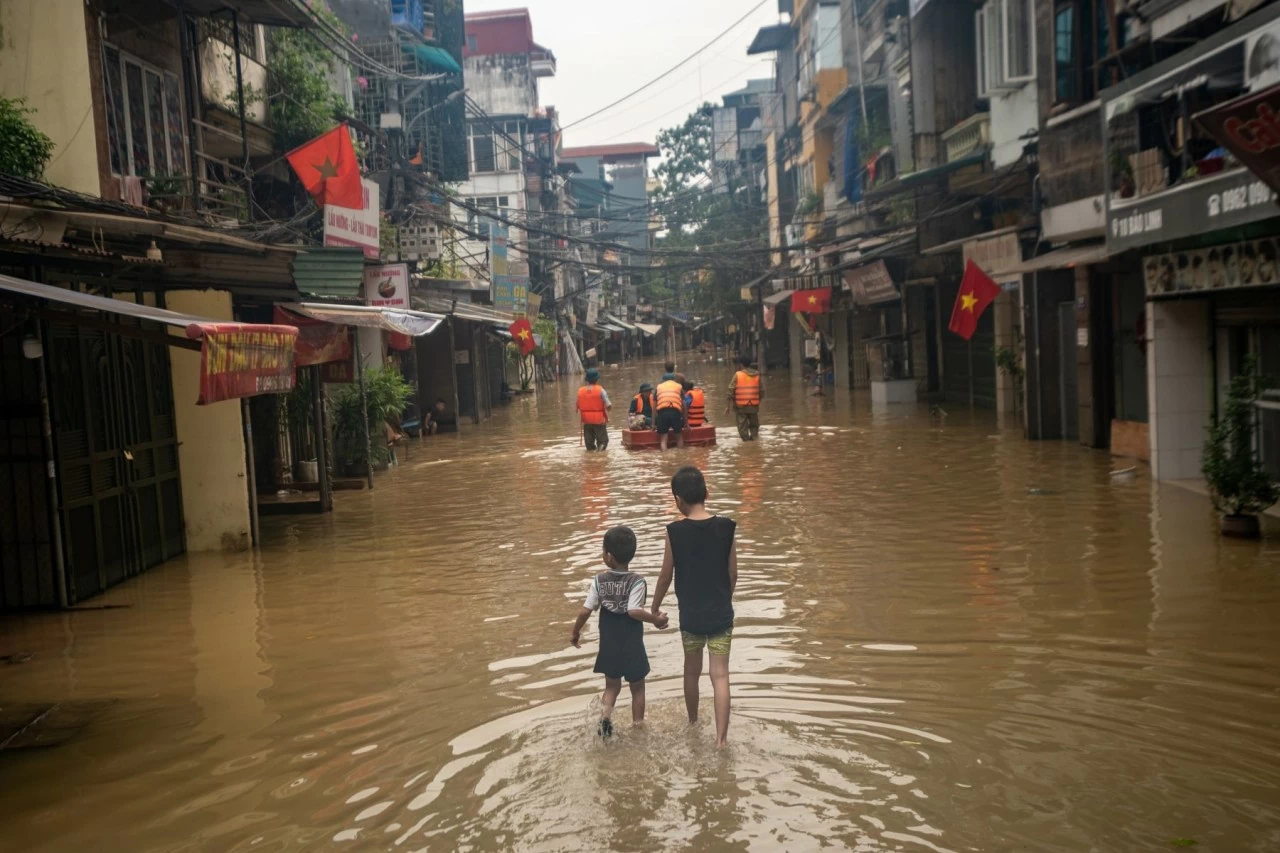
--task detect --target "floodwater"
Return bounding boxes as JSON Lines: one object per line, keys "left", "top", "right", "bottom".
{"left": 3, "top": 357, "right": 1280, "bottom": 853}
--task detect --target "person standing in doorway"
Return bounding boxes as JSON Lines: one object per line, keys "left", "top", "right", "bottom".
{"left": 576, "top": 368, "right": 612, "bottom": 451}
{"left": 654, "top": 371, "right": 686, "bottom": 451}
{"left": 727, "top": 355, "right": 762, "bottom": 441}
{"left": 651, "top": 466, "right": 738, "bottom": 749}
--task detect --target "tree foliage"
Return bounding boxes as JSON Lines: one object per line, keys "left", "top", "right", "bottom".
{"left": 0, "top": 97, "right": 55, "bottom": 180}
{"left": 262, "top": 2, "right": 350, "bottom": 153}
{"left": 645, "top": 104, "right": 767, "bottom": 312}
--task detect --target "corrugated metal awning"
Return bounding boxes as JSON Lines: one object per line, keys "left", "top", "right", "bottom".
{"left": 284, "top": 303, "right": 444, "bottom": 337}
{"left": 604, "top": 313, "right": 637, "bottom": 331}
{"left": 763, "top": 289, "right": 794, "bottom": 306}
{"left": 0, "top": 273, "right": 298, "bottom": 404}
{"left": 293, "top": 247, "right": 366, "bottom": 299}
{"left": 635, "top": 322, "right": 662, "bottom": 336}
{"left": 1008, "top": 243, "right": 1108, "bottom": 274}
{"left": 413, "top": 293, "right": 514, "bottom": 328}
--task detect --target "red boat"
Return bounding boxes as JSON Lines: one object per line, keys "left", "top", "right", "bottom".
{"left": 622, "top": 425, "right": 718, "bottom": 449}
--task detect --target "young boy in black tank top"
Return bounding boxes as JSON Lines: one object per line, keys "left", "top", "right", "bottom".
{"left": 570, "top": 526, "right": 669, "bottom": 738}
{"left": 651, "top": 466, "right": 739, "bottom": 748}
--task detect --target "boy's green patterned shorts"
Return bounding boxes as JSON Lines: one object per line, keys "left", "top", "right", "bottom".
{"left": 682, "top": 628, "right": 732, "bottom": 656}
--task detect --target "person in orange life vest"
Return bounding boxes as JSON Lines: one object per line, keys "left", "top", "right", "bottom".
{"left": 576, "top": 368, "right": 612, "bottom": 451}
{"left": 654, "top": 374, "right": 686, "bottom": 451}
{"left": 683, "top": 380, "right": 707, "bottom": 428}
{"left": 628, "top": 383, "right": 655, "bottom": 429}
{"left": 726, "top": 355, "right": 762, "bottom": 441}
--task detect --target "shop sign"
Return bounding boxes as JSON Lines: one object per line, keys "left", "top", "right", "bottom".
{"left": 525, "top": 291, "right": 542, "bottom": 319}
{"left": 490, "top": 224, "right": 509, "bottom": 276}
{"left": 491, "top": 274, "right": 529, "bottom": 314}
{"left": 323, "top": 179, "right": 380, "bottom": 259}
{"left": 320, "top": 358, "right": 354, "bottom": 384}
{"left": 1143, "top": 235, "right": 1280, "bottom": 296}
{"left": 844, "top": 260, "right": 899, "bottom": 305}
{"left": 586, "top": 293, "right": 599, "bottom": 327}
{"left": 195, "top": 324, "right": 297, "bottom": 405}
{"left": 1195, "top": 84, "right": 1280, "bottom": 195}
{"left": 274, "top": 306, "right": 351, "bottom": 367}
{"left": 1104, "top": 8, "right": 1280, "bottom": 252}
{"left": 363, "top": 263, "right": 410, "bottom": 310}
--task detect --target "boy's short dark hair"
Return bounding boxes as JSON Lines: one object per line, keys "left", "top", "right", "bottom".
{"left": 664, "top": 361, "right": 675, "bottom": 373}
{"left": 671, "top": 466, "right": 708, "bottom": 505}
{"left": 603, "top": 526, "right": 637, "bottom": 564}
{"left": 682, "top": 380, "right": 694, "bottom": 392}
{"left": 738, "top": 355, "right": 752, "bottom": 367}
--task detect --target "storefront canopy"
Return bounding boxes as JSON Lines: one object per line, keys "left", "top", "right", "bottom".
{"left": 0, "top": 273, "right": 298, "bottom": 405}
{"left": 284, "top": 302, "right": 444, "bottom": 337}
{"left": 634, "top": 322, "right": 662, "bottom": 336}
{"left": 763, "top": 289, "right": 795, "bottom": 306}
{"left": 1008, "top": 243, "right": 1109, "bottom": 274}
{"left": 413, "top": 293, "right": 514, "bottom": 328}
{"left": 604, "top": 313, "right": 637, "bottom": 331}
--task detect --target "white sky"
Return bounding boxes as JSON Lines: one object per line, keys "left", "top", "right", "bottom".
{"left": 464, "top": 0, "right": 782, "bottom": 148}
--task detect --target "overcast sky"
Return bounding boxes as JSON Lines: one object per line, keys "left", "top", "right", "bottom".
{"left": 464, "top": 0, "right": 782, "bottom": 149}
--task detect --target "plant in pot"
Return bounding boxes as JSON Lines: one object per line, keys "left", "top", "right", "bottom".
{"left": 329, "top": 364, "right": 412, "bottom": 476}
{"left": 1201, "top": 357, "right": 1278, "bottom": 537}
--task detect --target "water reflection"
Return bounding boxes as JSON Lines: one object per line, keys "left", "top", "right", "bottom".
{"left": 3, "top": 356, "right": 1280, "bottom": 852}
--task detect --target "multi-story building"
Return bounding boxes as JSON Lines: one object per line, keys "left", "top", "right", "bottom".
{"left": 453, "top": 8, "right": 559, "bottom": 285}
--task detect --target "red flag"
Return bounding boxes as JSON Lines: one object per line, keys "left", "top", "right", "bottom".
{"left": 510, "top": 318, "right": 535, "bottom": 355}
{"left": 791, "top": 286, "right": 832, "bottom": 314}
{"left": 948, "top": 260, "right": 1003, "bottom": 341}
{"left": 285, "top": 124, "right": 363, "bottom": 209}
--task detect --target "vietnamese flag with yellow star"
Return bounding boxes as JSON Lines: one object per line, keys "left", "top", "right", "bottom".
{"left": 790, "top": 286, "right": 832, "bottom": 314}
{"left": 285, "top": 123, "right": 363, "bottom": 209}
{"left": 948, "top": 260, "right": 1002, "bottom": 340}
{"left": 509, "top": 317, "right": 536, "bottom": 355}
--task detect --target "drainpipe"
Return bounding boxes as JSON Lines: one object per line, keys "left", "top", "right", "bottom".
{"left": 230, "top": 10, "right": 252, "bottom": 221}
{"left": 1033, "top": 269, "right": 1043, "bottom": 439}
{"left": 35, "top": 323, "right": 69, "bottom": 608}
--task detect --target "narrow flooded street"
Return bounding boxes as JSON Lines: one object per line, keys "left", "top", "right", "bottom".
{"left": 3, "top": 358, "right": 1280, "bottom": 853}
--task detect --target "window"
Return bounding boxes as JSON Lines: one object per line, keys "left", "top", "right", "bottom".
{"left": 467, "top": 121, "right": 524, "bottom": 173}
{"left": 202, "top": 18, "right": 262, "bottom": 63}
{"left": 466, "top": 195, "right": 510, "bottom": 241}
{"left": 102, "top": 45, "right": 186, "bottom": 178}
{"left": 1053, "top": 0, "right": 1113, "bottom": 104}
{"left": 976, "top": 0, "right": 1033, "bottom": 97}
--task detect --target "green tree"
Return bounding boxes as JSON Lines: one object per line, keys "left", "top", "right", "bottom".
{"left": 0, "top": 97, "right": 55, "bottom": 180}
{"left": 261, "top": 2, "right": 350, "bottom": 153}
{"left": 647, "top": 104, "right": 767, "bottom": 313}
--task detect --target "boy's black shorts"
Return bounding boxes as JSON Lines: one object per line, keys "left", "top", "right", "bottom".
{"left": 655, "top": 407, "right": 684, "bottom": 435}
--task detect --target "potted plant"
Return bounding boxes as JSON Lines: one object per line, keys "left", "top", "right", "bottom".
{"left": 329, "top": 364, "right": 412, "bottom": 476}
{"left": 1201, "top": 357, "right": 1278, "bottom": 537}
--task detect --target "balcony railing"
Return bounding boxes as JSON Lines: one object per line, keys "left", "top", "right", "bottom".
{"left": 941, "top": 112, "right": 991, "bottom": 164}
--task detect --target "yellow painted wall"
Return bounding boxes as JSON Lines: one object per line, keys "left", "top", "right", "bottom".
{"left": 166, "top": 290, "right": 252, "bottom": 553}
{"left": 0, "top": 0, "right": 101, "bottom": 194}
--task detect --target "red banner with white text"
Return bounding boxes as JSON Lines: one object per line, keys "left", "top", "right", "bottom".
{"left": 189, "top": 323, "right": 298, "bottom": 405}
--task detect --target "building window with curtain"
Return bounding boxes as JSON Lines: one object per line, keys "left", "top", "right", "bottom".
{"left": 102, "top": 45, "right": 187, "bottom": 178}
{"left": 1053, "top": 0, "right": 1113, "bottom": 105}
{"left": 976, "top": 0, "right": 1034, "bottom": 98}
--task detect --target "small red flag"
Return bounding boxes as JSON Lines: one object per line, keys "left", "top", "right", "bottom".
{"left": 948, "top": 260, "right": 1003, "bottom": 341}
{"left": 509, "top": 318, "right": 535, "bottom": 355}
{"left": 791, "top": 286, "right": 832, "bottom": 314}
{"left": 285, "top": 124, "right": 363, "bottom": 209}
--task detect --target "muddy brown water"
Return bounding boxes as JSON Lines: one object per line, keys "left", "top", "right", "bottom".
{"left": 3, "top": 357, "right": 1280, "bottom": 852}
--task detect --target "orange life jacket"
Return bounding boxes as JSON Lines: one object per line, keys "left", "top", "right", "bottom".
{"left": 632, "top": 392, "right": 653, "bottom": 416}
{"left": 655, "top": 379, "right": 684, "bottom": 410}
{"left": 733, "top": 371, "right": 760, "bottom": 407}
{"left": 686, "top": 388, "right": 706, "bottom": 426}
{"left": 577, "top": 384, "right": 607, "bottom": 424}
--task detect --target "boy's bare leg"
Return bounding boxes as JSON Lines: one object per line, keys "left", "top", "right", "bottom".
{"left": 683, "top": 650, "right": 703, "bottom": 724}
{"left": 709, "top": 652, "right": 731, "bottom": 747}
{"left": 601, "top": 677, "right": 622, "bottom": 719}
{"left": 629, "top": 680, "right": 646, "bottom": 723}
{"left": 660, "top": 431, "right": 668, "bottom": 451}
